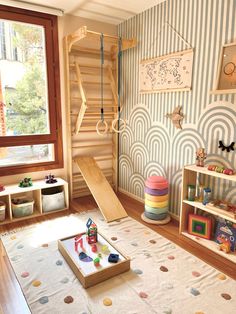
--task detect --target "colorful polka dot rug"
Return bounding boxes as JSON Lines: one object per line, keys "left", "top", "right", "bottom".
{"left": 1, "top": 210, "right": 236, "bottom": 314}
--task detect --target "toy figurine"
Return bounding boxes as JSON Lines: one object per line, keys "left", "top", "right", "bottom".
{"left": 0, "top": 184, "right": 5, "bottom": 192}
{"left": 91, "top": 244, "right": 97, "bottom": 253}
{"left": 19, "top": 178, "right": 33, "bottom": 188}
{"left": 196, "top": 148, "right": 207, "bottom": 167}
{"left": 108, "top": 253, "right": 119, "bottom": 263}
{"left": 217, "top": 235, "right": 231, "bottom": 253}
{"left": 93, "top": 257, "right": 100, "bottom": 267}
{"left": 75, "top": 234, "right": 84, "bottom": 252}
{"left": 86, "top": 218, "right": 97, "bottom": 244}
{"left": 101, "top": 245, "right": 109, "bottom": 254}
{"left": 45, "top": 174, "right": 57, "bottom": 184}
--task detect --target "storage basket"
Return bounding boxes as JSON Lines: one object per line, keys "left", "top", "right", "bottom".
{"left": 42, "top": 187, "right": 65, "bottom": 213}
{"left": 12, "top": 198, "right": 34, "bottom": 218}
{"left": 0, "top": 201, "right": 6, "bottom": 222}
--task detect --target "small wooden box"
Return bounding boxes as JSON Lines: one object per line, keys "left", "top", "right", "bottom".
{"left": 58, "top": 232, "right": 130, "bottom": 288}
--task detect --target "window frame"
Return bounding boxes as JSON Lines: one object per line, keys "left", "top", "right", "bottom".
{"left": 0, "top": 5, "right": 63, "bottom": 176}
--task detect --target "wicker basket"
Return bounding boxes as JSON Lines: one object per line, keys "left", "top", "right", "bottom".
{"left": 12, "top": 199, "right": 34, "bottom": 218}
{"left": 0, "top": 201, "right": 6, "bottom": 222}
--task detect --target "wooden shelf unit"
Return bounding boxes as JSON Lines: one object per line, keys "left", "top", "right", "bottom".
{"left": 180, "top": 164, "right": 236, "bottom": 263}
{"left": 0, "top": 178, "right": 69, "bottom": 226}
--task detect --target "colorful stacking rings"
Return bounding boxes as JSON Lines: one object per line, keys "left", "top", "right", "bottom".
{"left": 144, "top": 176, "right": 169, "bottom": 221}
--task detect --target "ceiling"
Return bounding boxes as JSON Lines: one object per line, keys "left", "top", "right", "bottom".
{"left": 8, "top": 0, "right": 165, "bottom": 25}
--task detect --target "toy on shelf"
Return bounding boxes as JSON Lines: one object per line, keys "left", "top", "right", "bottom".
{"left": 188, "top": 214, "right": 211, "bottom": 239}
{"left": 218, "top": 140, "right": 235, "bottom": 152}
{"left": 217, "top": 235, "right": 231, "bottom": 253}
{"left": 215, "top": 220, "right": 236, "bottom": 253}
{"left": 0, "top": 184, "right": 5, "bottom": 192}
{"left": 19, "top": 178, "right": 33, "bottom": 188}
{"left": 187, "top": 185, "right": 196, "bottom": 201}
{"left": 196, "top": 148, "right": 206, "bottom": 167}
{"left": 45, "top": 174, "right": 57, "bottom": 184}
{"left": 207, "top": 165, "right": 234, "bottom": 175}
{"left": 196, "top": 184, "right": 204, "bottom": 202}
{"left": 206, "top": 200, "right": 236, "bottom": 219}
{"left": 202, "top": 187, "right": 212, "bottom": 205}
{"left": 86, "top": 218, "right": 97, "bottom": 244}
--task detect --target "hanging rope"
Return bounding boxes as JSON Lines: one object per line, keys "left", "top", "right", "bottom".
{"left": 96, "top": 33, "right": 108, "bottom": 136}
{"left": 112, "top": 36, "right": 126, "bottom": 133}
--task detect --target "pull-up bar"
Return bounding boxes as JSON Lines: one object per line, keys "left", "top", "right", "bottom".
{"left": 67, "top": 26, "right": 137, "bottom": 52}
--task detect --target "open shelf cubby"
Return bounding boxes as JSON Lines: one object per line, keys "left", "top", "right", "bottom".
{"left": 0, "top": 178, "right": 69, "bottom": 226}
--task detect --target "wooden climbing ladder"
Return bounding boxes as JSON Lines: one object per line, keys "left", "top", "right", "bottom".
{"left": 64, "top": 26, "right": 136, "bottom": 219}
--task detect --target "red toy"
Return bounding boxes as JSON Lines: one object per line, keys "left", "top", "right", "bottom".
{"left": 74, "top": 234, "right": 84, "bottom": 252}
{"left": 91, "top": 244, "right": 97, "bottom": 253}
{"left": 0, "top": 184, "right": 5, "bottom": 192}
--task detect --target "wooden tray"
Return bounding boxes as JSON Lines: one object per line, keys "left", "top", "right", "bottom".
{"left": 205, "top": 203, "right": 236, "bottom": 220}
{"left": 58, "top": 232, "right": 130, "bottom": 288}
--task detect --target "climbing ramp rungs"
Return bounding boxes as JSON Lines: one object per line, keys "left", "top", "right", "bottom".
{"left": 75, "top": 156, "right": 128, "bottom": 222}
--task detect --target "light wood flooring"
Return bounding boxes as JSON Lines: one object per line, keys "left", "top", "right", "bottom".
{"left": 0, "top": 193, "right": 235, "bottom": 314}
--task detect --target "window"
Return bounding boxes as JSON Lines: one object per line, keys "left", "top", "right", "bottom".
{"left": 0, "top": 21, "right": 6, "bottom": 59}
{"left": 0, "top": 5, "right": 63, "bottom": 176}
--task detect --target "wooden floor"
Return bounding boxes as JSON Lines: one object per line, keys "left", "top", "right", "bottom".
{"left": 0, "top": 193, "right": 235, "bottom": 314}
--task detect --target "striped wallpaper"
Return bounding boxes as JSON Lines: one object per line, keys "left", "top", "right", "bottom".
{"left": 118, "top": 0, "right": 236, "bottom": 217}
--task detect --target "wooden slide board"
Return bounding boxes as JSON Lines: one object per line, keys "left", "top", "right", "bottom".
{"left": 75, "top": 157, "right": 128, "bottom": 222}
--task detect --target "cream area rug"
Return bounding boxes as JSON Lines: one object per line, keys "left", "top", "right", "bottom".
{"left": 1, "top": 210, "right": 236, "bottom": 314}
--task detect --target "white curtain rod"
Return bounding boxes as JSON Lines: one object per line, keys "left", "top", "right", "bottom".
{"left": 0, "top": 0, "right": 64, "bottom": 16}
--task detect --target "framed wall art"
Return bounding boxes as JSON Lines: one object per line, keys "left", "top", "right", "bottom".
{"left": 139, "top": 49, "right": 193, "bottom": 93}
{"left": 212, "top": 42, "right": 236, "bottom": 94}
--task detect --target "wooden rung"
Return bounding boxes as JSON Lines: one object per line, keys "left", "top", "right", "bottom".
{"left": 71, "top": 112, "right": 114, "bottom": 118}
{"left": 71, "top": 97, "right": 113, "bottom": 102}
{"left": 71, "top": 46, "right": 111, "bottom": 57}
{"left": 82, "top": 116, "right": 111, "bottom": 120}
{"left": 77, "top": 126, "right": 96, "bottom": 132}
{"left": 80, "top": 72, "right": 100, "bottom": 76}
{"left": 70, "top": 80, "right": 110, "bottom": 86}
{"left": 72, "top": 141, "right": 112, "bottom": 148}
{"left": 87, "top": 104, "right": 115, "bottom": 107}
{"left": 70, "top": 63, "right": 100, "bottom": 69}
{"left": 95, "top": 155, "right": 113, "bottom": 161}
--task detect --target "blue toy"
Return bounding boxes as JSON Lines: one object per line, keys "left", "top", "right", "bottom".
{"left": 108, "top": 253, "right": 119, "bottom": 263}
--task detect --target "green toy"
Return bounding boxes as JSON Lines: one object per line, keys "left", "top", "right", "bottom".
{"left": 19, "top": 178, "right": 33, "bottom": 188}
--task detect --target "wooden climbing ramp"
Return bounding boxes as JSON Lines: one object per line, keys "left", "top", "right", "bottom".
{"left": 75, "top": 156, "right": 127, "bottom": 222}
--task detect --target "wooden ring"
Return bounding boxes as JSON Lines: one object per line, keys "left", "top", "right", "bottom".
{"left": 96, "top": 120, "right": 108, "bottom": 136}
{"left": 111, "top": 118, "right": 126, "bottom": 133}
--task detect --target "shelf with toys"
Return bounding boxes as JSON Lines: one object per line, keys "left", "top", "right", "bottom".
{"left": 0, "top": 176, "right": 69, "bottom": 226}
{"left": 180, "top": 162, "right": 236, "bottom": 264}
